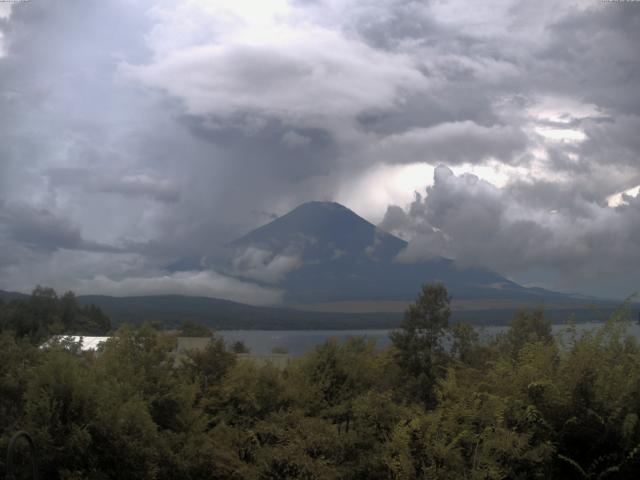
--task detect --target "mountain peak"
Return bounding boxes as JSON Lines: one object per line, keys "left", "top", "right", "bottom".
{"left": 225, "top": 201, "right": 582, "bottom": 305}
{"left": 291, "top": 201, "right": 350, "bottom": 212}
{"left": 280, "top": 201, "right": 363, "bottom": 223}
{"left": 232, "top": 201, "right": 407, "bottom": 261}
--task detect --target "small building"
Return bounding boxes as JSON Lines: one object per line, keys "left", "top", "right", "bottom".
{"left": 40, "top": 335, "right": 111, "bottom": 352}
{"left": 41, "top": 335, "right": 292, "bottom": 369}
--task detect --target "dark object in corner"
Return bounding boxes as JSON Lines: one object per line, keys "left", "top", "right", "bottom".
{"left": 5, "top": 431, "right": 38, "bottom": 480}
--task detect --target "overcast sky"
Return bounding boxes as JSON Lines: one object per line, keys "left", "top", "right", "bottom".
{"left": 0, "top": 0, "right": 639, "bottom": 302}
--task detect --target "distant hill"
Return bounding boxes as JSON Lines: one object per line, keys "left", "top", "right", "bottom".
{"left": 74, "top": 294, "right": 633, "bottom": 328}
{"left": 75, "top": 294, "right": 402, "bottom": 330}
{"left": 1, "top": 289, "right": 631, "bottom": 329}
{"left": 0, "top": 290, "right": 29, "bottom": 301}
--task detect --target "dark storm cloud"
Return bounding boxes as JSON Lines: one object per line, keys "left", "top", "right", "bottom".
{"left": 383, "top": 166, "right": 640, "bottom": 297}
{"left": 0, "top": 0, "right": 315, "bottom": 302}
{"left": 0, "top": 0, "right": 639, "bottom": 300}
{"left": 350, "top": 1, "right": 640, "bottom": 175}
{"left": 343, "top": 0, "right": 441, "bottom": 50}
{"left": 536, "top": 4, "right": 640, "bottom": 116}
{"left": 578, "top": 115, "right": 640, "bottom": 169}
{"left": 506, "top": 180, "right": 607, "bottom": 219}
{"left": 48, "top": 168, "right": 181, "bottom": 203}
{"left": 178, "top": 115, "right": 337, "bottom": 182}
{"left": 356, "top": 88, "right": 501, "bottom": 136}
{"left": 0, "top": 202, "right": 122, "bottom": 253}
{"left": 373, "top": 121, "right": 529, "bottom": 165}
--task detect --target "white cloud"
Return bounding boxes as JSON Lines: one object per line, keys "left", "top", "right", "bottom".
{"left": 74, "top": 270, "right": 283, "bottom": 306}
{"left": 607, "top": 185, "right": 640, "bottom": 207}
{"left": 535, "top": 126, "right": 586, "bottom": 142}
{"left": 0, "top": 2, "right": 14, "bottom": 58}
{"left": 122, "top": 2, "right": 427, "bottom": 127}
{"left": 528, "top": 95, "right": 601, "bottom": 124}
{"left": 0, "top": 4, "right": 11, "bottom": 20}
{"left": 231, "top": 247, "right": 302, "bottom": 284}
{"left": 383, "top": 165, "right": 640, "bottom": 297}
{"left": 336, "top": 163, "right": 435, "bottom": 223}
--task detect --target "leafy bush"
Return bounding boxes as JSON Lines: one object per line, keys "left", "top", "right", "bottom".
{"left": 1, "top": 284, "right": 640, "bottom": 479}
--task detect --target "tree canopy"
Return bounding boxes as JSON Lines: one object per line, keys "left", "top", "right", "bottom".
{"left": 0, "top": 287, "right": 111, "bottom": 342}
{"left": 1, "top": 283, "right": 640, "bottom": 479}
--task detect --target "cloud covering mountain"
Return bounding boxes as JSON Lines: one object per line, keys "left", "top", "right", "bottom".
{"left": 0, "top": 0, "right": 639, "bottom": 301}
{"left": 223, "top": 201, "right": 585, "bottom": 306}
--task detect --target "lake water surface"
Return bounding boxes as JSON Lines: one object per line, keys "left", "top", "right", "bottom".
{"left": 218, "top": 322, "right": 640, "bottom": 356}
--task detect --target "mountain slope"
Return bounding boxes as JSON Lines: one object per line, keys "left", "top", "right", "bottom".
{"left": 232, "top": 201, "right": 406, "bottom": 262}
{"left": 230, "top": 201, "right": 575, "bottom": 305}
{"left": 0, "top": 290, "right": 29, "bottom": 301}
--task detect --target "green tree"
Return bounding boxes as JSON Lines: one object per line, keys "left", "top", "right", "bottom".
{"left": 0, "top": 287, "right": 111, "bottom": 342}
{"left": 231, "top": 340, "right": 250, "bottom": 353}
{"left": 179, "top": 334, "right": 236, "bottom": 396}
{"left": 23, "top": 347, "right": 162, "bottom": 479}
{"left": 0, "top": 334, "right": 42, "bottom": 474}
{"left": 450, "top": 322, "right": 484, "bottom": 367}
{"left": 499, "top": 308, "right": 552, "bottom": 357}
{"left": 391, "top": 283, "right": 451, "bottom": 407}
{"left": 207, "top": 359, "right": 292, "bottom": 457}
{"left": 178, "top": 320, "right": 212, "bottom": 337}
{"left": 75, "top": 303, "right": 111, "bottom": 335}
{"left": 59, "top": 291, "right": 78, "bottom": 331}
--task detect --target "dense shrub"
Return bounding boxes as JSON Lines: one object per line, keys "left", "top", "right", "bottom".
{"left": 1, "top": 284, "right": 640, "bottom": 479}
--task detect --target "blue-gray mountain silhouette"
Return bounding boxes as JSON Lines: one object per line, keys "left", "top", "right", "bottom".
{"left": 232, "top": 201, "right": 405, "bottom": 262}
{"left": 230, "top": 201, "right": 572, "bottom": 304}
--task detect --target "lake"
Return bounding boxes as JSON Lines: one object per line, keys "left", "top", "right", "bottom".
{"left": 218, "top": 322, "right": 640, "bottom": 356}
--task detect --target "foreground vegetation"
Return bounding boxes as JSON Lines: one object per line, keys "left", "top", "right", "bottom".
{"left": 1, "top": 285, "right": 640, "bottom": 479}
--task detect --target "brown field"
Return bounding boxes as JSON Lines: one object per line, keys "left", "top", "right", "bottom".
{"left": 290, "top": 299, "right": 594, "bottom": 314}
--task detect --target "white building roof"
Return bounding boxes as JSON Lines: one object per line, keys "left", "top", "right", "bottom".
{"left": 41, "top": 335, "right": 112, "bottom": 351}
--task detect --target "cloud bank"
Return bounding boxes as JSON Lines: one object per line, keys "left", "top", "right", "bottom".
{"left": 0, "top": 0, "right": 638, "bottom": 299}
{"left": 383, "top": 166, "right": 640, "bottom": 296}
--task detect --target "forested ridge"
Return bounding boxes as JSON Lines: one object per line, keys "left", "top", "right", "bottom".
{"left": 1, "top": 284, "right": 640, "bottom": 479}
{"left": 0, "top": 286, "right": 111, "bottom": 342}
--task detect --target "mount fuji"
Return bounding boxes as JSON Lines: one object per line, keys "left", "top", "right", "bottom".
{"left": 226, "top": 201, "right": 585, "bottom": 311}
